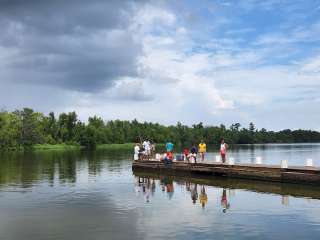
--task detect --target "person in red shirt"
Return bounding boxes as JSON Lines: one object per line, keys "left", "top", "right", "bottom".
{"left": 167, "top": 151, "right": 173, "bottom": 160}
{"left": 162, "top": 151, "right": 173, "bottom": 165}
{"left": 183, "top": 148, "right": 189, "bottom": 162}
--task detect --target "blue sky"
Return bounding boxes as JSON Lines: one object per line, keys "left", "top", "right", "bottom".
{"left": 0, "top": 0, "right": 319, "bottom": 130}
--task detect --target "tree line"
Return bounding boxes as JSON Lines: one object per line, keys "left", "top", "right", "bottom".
{"left": 1, "top": 108, "right": 320, "bottom": 150}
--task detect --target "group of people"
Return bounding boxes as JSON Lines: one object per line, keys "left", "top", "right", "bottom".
{"left": 134, "top": 140, "right": 155, "bottom": 161}
{"left": 134, "top": 138, "right": 229, "bottom": 163}
{"left": 182, "top": 140, "right": 207, "bottom": 163}
{"left": 170, "top": 138, "right": 228, "bottom": 164}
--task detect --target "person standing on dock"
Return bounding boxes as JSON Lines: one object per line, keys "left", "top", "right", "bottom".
{"left": 166, "top": 142, "right": 174, "bottom": 153}
{"left": 183, "top": 148, "right": 190, "bottom": 162}
{"left": 198, "top": 140, "right": 206, "bottom": 161}
{"left": 190, "top": 144, "right": 198, "bottom": 163}
{"left": 134, "top": 143, "right": 140, "bottom": 161}
{"left": 220, "top": 138, "right": 228, "bottom": 163}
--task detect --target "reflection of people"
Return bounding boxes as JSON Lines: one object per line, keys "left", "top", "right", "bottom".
{"left": 151, "top": 179, "right": 156, "bottom": 196}
{"left": 220, "top": 139, "right": 228, "bottom": 163}
{"left": 198, "top": 140, "right": 206, "bottom": 161}
{"left": 160, "top": 176, "right": 166, "bottom": 192}
{"left": 282, "top": 195, "right": 289, "bottom": 206}
{"left": 199, "top": 186, "right": 208, "bottom": 208}
{"left": 135, "top": 177, "right": 154, "bottom": 203}
{"left": 161, "top": 176, "right": 174, "bottom": 199}
{"left": 186, "top": 181, "right": 191, "bottom": 192}
{"left": 191, "top": 184, "right": 198, "bottom": 204}
{"left": 134, "top": 177, "right": 141, "bottom": 196}
{"left": 221, "top": 188, "right": 230, "bottom": 213}
{"left": 166, "top": 182, "right": 174, "bottom": 200}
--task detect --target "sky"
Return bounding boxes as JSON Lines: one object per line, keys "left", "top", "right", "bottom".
{"left": 0, "top": 0, "right": 320, "bottom": 130}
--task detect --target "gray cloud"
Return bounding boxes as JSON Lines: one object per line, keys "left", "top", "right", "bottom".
{"left": 0, "top": 0, "right": 146, "bottom": 92}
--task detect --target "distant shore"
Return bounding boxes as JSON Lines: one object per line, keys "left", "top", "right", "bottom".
{"left": 1, "top": 143, "right": 166, "bottom": 152}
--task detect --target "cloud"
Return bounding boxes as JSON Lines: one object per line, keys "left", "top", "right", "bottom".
{"left": 107, "top": 78, "right": 154, "bottom": 102}
{"left": 0, "top": 0, "right": 145, "bottom": 92}
{"left": 299, "top": 55, "right": 320, "bottom": 74}
{"left": 0, "top": 0, "right": 319, "bottom": 130}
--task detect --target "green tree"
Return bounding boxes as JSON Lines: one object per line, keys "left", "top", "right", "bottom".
{"left": 17, "top": 108, "right": 44, "bottom": 146}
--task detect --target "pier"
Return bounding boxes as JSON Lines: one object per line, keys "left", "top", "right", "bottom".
{"left": 132, "top": 160, "right": 320, "bottom": 185}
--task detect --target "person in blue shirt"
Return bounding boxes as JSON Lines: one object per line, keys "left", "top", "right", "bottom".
{"left": 166, "top": 142, "right": 174, "bottom": 152}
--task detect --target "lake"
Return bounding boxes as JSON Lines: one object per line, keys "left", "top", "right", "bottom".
{"left": 1, "top": 144, "right": 320, "bottom": 240}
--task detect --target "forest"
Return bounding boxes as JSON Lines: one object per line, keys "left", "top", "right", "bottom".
{"left": 1, "top": 108, "right": 320, "bottom": 150}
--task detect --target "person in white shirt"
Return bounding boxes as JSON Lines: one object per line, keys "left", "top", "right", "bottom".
{"left": 145, "top": 140, "right": 151, "bottom": 156}
{"left": 142, "top": 140, "right": 148, "bottom": 150}
{"left": 134, "top": 143, "right": 140, "bottom": 160}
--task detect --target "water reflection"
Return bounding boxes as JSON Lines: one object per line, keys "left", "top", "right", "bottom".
{"left": 199, "top": 186, "right": 208, "bottom": 208}
{"left": 1, "top": 148, "right": 320, "bottom": 239}
{"left": 134, "top": 176, "right": 237, "bottom": 212}
{"left": 190, "top": 183, "right": 198, "bottom": 204}
{"left": 0, "top": 150, "right": 130, "bottom": 188}
{"left": 133, "top": 171, "right": 320, "bottom": 212}
{"left": 221, "top": 189, "right": 230, "bottom": 213}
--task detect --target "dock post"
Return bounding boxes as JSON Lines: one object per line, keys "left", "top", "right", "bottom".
{"left": 228, "top": 157, "right": 235, "bottom": 165}
{"left": 306, "top": 158, "right": 313, "bottom": 167}
{"left": 255, "top": 156, "right": 262, "bottom": 164}
{"left": 281, "top": 160, "right": 288, "bottom": 168}
{"left": 215, "top": 155, "right": 221, "bottom": 163}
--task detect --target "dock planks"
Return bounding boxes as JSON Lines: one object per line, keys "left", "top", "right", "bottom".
{"left": 132, "top": 160, "right": 320, "bottom": 185}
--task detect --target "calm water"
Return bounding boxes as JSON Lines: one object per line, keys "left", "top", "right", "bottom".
{"left": 1, "top": 144, "right": 320, "bottom": 240}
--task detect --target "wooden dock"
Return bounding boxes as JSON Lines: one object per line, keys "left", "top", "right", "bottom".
{"left": 132, "top": 160, "right": 320, "bottom": 185}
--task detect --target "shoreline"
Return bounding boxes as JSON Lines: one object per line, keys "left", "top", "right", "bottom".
{"left": 0, "top": 143, "right": 166, "bottom": 152}
{"left": 1, "top": 142, "right": 319, "bottom": 152}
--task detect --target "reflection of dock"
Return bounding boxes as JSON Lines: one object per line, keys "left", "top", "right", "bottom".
{"left": 133, "top": 171, "right": 320, "bottom": 200}
{"left": 132, "top": 160, "right": 320, "bottom": 185}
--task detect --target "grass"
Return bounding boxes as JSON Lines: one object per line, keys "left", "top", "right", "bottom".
{"left": 96, "top": 143, "right": 136, "bottom": 150}
{"left": 97, "top": 143, "right": 166, "bottom": 151}
{"left": 32, "top": 144, "right": 82, "bottom": 151}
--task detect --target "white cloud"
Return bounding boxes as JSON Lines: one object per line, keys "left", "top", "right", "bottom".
{"left": 107, "top": 78, "right": 153, "bottom": 102}
{"left": 299, "top": 55, "right": 320, "bottom": 74}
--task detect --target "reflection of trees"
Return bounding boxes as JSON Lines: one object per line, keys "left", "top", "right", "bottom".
{"left": 86, "top": 151, "right": 103, "bottom": 176}
{"left": 0, "top": 150, "right": 83, "bottom": 188}
{"left": 249, "top": 144, "right": 255, "bottom": 164}
{"left": 58, "top": 152, "right": 77, "bottom": 184}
